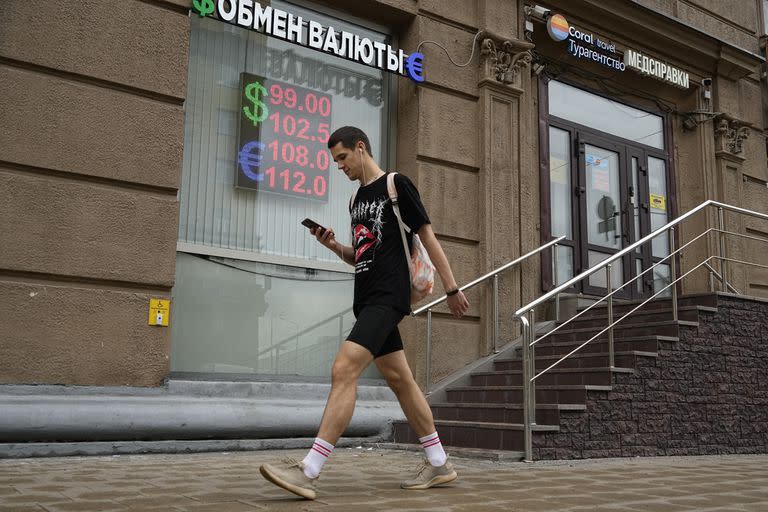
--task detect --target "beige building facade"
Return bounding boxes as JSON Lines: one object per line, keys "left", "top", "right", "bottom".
{"left": 1, "top": 0, "right": 767, "bottom": 392}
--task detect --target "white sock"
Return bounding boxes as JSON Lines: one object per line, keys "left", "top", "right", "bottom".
{"left": 302, "top": 438, "right": 334, "bottom": 478}
{"left": 419, "top": 432, "right": 447, "bottom": 467}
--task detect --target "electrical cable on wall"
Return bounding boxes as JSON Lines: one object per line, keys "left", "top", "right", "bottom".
{"left": 416, "top": 30, "right": 484, "bottom": 68}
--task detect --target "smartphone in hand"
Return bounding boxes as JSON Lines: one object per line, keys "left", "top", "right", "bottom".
{"left": 301, "top": 218, "right": 326, "bottom": 235}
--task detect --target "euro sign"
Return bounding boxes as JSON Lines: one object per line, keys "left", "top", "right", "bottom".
{"left": 243, "top": 82, "right": 269, "bottom": 126}
{"left": 405, "top": 52, "right": 425, "bottom": 83}
{"left": 238, "top": 141, "right": 266, "bottom": 182}
{"left": 192, "top": 0, "right": 215, "bottom": 17}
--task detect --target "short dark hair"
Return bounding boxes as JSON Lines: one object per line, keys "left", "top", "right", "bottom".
{"left": 327, "top": 126, "right": 372, "bottom": 156}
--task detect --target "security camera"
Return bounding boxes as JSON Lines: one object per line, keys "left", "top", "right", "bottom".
{"left": 532, "top": 5, "right": 551, "bottom": 18}
{"left": 702, "top": 77, "right": 713, "bottom": 87}
{"left": 525, "top": 4, "right": 551, "bottom": 21}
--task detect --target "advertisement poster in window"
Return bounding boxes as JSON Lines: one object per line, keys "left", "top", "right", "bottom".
{"left": 587, "top": 153, "right": 610, "bottom": 192}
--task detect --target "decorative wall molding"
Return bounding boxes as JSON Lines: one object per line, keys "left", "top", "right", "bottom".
{"left": 714, "top": 114, "right": 751, "bottom": 161}
{"left": 479, "top": 30, "right": 534, "bottom": 87}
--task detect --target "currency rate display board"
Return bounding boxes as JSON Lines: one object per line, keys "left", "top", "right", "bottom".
{"left": 236, "top": 73, "right": 332, "bottom": 201}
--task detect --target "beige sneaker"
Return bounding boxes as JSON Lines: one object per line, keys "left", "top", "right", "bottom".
{"left": 259, "top": 458, "right": 318, "bottom": 500}
{"left": 400, "top": 458, "right": 458, "bottom": 490}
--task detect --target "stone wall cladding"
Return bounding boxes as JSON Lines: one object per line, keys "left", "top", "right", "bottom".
{"left": 533, "top": 296, "right": 768, "bottom": 459}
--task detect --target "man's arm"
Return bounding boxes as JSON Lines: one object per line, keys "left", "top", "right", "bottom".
{"left": 417, "top": 223, "right": 470, "bottom": 318}
{"left": 312, "top": 227, "right": 355, "bottom": 266}
{"left": 332, "top": 243, "right": 356, "bottom": 266}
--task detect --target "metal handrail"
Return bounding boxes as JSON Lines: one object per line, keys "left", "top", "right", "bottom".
{"left": 514, "top": 200, "right": 767, "bottom": 317}
{"left": 412, "top": 236, "right": 566, "bottom": 394}
{"left": 530, "top": 227, "right": 716, "bottom": 349}
{"left": 514, "top": 200, "right": 768, "bottom": 462}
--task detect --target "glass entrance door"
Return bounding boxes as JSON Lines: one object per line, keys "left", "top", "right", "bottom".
{"left": 545, "top": 80, "right": 671, "bottom": 300}
{"left": 578, "top": 137, "right": 630, "bottom": 298}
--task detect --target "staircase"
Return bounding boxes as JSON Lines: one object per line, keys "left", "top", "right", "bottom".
{"left": 392, "top": 294, "right": 721, "bottom": 457}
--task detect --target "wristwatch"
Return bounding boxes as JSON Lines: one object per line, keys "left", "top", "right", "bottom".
{"left": 446, "top": 288, "right": 460, "bottom": 296}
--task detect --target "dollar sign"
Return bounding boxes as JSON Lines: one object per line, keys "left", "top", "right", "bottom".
{"left": 192, "top": 0, "right": 215, "bottom": 17}
{"left": 243, "top": 82, "right": 269, "bottom": 126}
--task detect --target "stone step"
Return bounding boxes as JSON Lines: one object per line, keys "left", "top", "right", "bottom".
{"left": 564, "top": 306, "right": 705, "bottom": 329}
{"left": 577, "top": 294, "right": 718, "bottom": 316}
{"left": 469, "top": 367, "right": 633, "bottom": 387}
{"left": 494, "top": 350, "right": 657, "bottom": 371}
{"left": 392, "top": 419, "right": 558, "bottom": 451}
{"left": 430, "top": 403, "right": 585, "bottom": 425}
{"left": 445, "top": 385, "right": 612, "bottom": 405}
{"left": 544, "top": 320, "right": 695, "bottom": 343}
{"left": 514, "top": 335, "right": 676, "bottom": 358}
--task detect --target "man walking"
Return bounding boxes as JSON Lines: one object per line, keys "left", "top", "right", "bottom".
{"left": 260, "top": 126, "right": 470, "bottom": 500}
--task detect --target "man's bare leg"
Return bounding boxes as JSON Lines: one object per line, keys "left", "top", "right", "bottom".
{"left": 374, "top": 350, "right": 435, "bottom": 437}
{"left": 259, "top": 341, "right": 373, "bottom": 499}
{"left": 375, "top": 350, "right": 457, "bottom": 489}
{"left": 316, "top": 341, "right": 374, "bottom": 444}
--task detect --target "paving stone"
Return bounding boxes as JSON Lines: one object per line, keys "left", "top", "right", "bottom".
{"left": 37, "top": 502, "right": 123, "bottom": 512}
{"left": 174, "top": 502, "right": 263, "bottom": 511}
{"left": 0, "top": 450, "right": 767, "bottom": 511}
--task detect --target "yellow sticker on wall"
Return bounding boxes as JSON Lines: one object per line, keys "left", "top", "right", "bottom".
{"left": 148, "top": 299, "right": 170, "bottom": 327}
{"left": 650, "top": 194, "right": 666, "bottom": 211}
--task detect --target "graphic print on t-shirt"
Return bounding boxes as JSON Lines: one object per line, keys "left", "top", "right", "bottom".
{"left": 351, "top": 198, "right": 388, "bottom": 273}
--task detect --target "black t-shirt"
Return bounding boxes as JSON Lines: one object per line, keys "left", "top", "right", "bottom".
{"left": 349, "top": 172, "right": 430, "bottom": 314}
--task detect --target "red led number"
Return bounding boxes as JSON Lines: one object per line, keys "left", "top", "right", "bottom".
{"left": 269, "top": 113, "right": 329, "bottom": 142}
{"left": 263, "top": 167, "right": 327, "bottom": 197}
{"left": 268, "top": 84, "right": 331, "bottom": 117}
{"left": 268, "top": 140, "right": 329, "bottom": 171}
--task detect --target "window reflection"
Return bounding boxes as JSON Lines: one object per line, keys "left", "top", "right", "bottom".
{"left": 549, "top": 127, "right": 572, "bottom": 239}
{"left": 649, "top": 156, "right": 669, "bottom": 257}
{"left": 585, "top": 145, "right": 622, "bottom": 249}
{"left": 549, "top": 81, "right": 664, "bottom": 150}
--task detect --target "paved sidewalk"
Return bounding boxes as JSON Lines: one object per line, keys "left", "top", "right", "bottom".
{"left": 1, "top": 447, "right": 767, "bottom": 511}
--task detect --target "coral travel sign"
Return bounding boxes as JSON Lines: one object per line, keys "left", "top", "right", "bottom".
{"left": 546, "top": 13, "right": 690, "bottom": 89}
{"left": 190, "top": 0, "right": 425, "bottom": 82}
{"left": 548, "top": 14, "right": 625, "bottom": 71}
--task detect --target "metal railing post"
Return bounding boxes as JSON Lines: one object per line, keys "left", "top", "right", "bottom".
{"left": 527, "top": 309, "right": 537, "bottom": 428}
{"left": 709, "top": 270, "right": 715, "bottom": 293}
{"left": 606, "top": 264, "right": 614, "bottom": 369}
{"left": 493, "top": 275, "right": 499, "bottom": 354}
{"left": 521, "top": 313, "right": 533, "bottom": 462}
{"left": 669, "top": 227, "right": 678, "bottom": 321}
{"left": 718, "top": 207, "right": 728, "bottom": 292}
{"left": 552, "top": 244, "right": 560, "bottom": 322}
{"left": 425, "top": 309, "right": 433, "bottom": 395}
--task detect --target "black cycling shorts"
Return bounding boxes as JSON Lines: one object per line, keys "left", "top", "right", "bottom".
{"left": 347, "top": 304, "right": 406, "bottom": 358}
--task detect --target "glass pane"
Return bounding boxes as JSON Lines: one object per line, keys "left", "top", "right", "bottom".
{"left": 170, "top": 253, "right": 383, "bottom": 378}
{"left": 636, "top": 259, "right": 643, "bottom": 294}
{"left": 553, "top": 245, "right": 573, "bottom": 286}
{"left": 632, "top": 157, "right": 641, "bottom": 254}
{"left": 648, "top": 157, "right": 669, "bottom": 257}
{"left": 585, "top": 145, "right": 622, "bottom": 250}
{"left": 549, "top": 127, "right": 572, "bottom": 238}
{"left": 588, "top": 251, "right": 623, "bottom": 289}
{"left": 180, "top": 2, "right": 389, "bottom": 263}
{"left": 764, "top": 0, "right": 768, "bottom": 34}
{"left": 653, "top": 263, "right": 672, "bottom": 298}
{"left": 549, "top": 81, "right": 664, "bottom": 149}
